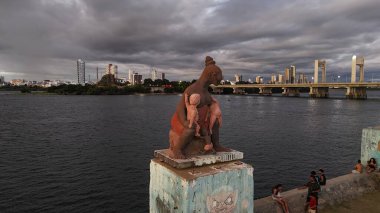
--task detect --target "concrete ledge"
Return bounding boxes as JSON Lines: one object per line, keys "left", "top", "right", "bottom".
{"left": 154, "top": 149, "right": 243, "bottom": 169}
{"left": 254, "top": 173, "right": 380, "bottom": 213}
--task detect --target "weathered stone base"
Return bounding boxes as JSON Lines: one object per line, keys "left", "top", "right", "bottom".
{"left": 149, "top": 159, "right": 254, "bottom": 213}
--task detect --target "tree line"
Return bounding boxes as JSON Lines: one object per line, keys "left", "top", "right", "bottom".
{"left": 0, "top": 79, "right": 309, "bottom": 95}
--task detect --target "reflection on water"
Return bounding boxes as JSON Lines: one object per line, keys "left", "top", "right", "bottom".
{"left": 1, "top": 93, "right": 380, "bottom": 212}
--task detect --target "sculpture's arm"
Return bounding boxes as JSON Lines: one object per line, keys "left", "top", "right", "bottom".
{"left": 211, "top": 96, "right": 218, "bottom": 103}
{"left": 209, "top": 115, "right": 216, "bottom": 134}
{"left": 218, "top": 115, "right": 222, "bottom": 127}
{"left": 184, "top": 93, "right": 190, "bottom": 109}
{"left": 176, "top": 95, "right": 188, "bottom": 127}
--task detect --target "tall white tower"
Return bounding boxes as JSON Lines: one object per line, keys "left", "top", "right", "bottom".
{"left": 151, "top": 69, "right": 158, "bottom": 80}
{"left": 314, "top": 60, "right": 326, "bottom": 83}
{"left": 290, "top": 65, "right": 296, "bottom": 84}
{"left": 351, "top": 55, "right": 364, "bottom": 83}
{"left": 128, "top": 69, "right": 133, "bottom": 82}
{"left": 77, "top": 59, "right": 85, "bottom": 85}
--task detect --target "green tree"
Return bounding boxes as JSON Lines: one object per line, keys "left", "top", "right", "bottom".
{"left": 162, "top": 79, "right": 170, "bottom": 85}
{"left": 154, "top": 79, "right": 163, "bottom": 86}
{"left": 144, "top": 78, "right": 154, "bottom": 86}
{"left": 20, "top": 86, "right": 31, "bottom": 93}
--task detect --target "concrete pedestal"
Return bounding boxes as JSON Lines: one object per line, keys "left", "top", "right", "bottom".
{"left": 149, "top": 159, "right": 254, "bottom": 213}
{"left": 361, "top": 126, "right": 380, "bottom": 169}
{"left": 346, "top": 87, "right": 367, "bottom": 99}
{"left": 233, "top": 88, "right": 245, "bottom": 95}
{"left": 282, "top": 87, "right": 300, "bottom": 97}
{"left": 212, "top": 87, "right": 223, "bottom": 94}
{"left": 154, "top": 149, "right": 243, "bottom": 169}
{"left": 309, "top": 87, "right": 329, "bottom": 98}
{"left": 259, "top": 88, "right": 272, "bottom": 96}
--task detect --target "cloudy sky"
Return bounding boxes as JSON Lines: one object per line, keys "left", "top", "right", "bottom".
{"left": 1, "top": 0, "right": 380, "bottom": 82}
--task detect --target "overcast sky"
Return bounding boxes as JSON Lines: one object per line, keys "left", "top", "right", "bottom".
{"left": 1, "top": 0, "right": 380, "bottom": 82}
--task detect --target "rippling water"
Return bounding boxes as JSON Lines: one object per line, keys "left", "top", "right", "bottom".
{"left": 1, "top": 92, "right": 380, "bottom": 212}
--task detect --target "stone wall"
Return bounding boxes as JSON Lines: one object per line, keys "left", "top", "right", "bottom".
{"left": 254, "top": 173, "right": 380, "bottom": 213}
{"left": 361, "top": 126, "right": 380, "bottom": 169}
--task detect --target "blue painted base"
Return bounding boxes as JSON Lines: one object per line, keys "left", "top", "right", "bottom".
{"left": 361, "top": 126, "right": 380, "bottom": 169}
{"left": 149, "top": 159, "right": 254, "bottom": 213}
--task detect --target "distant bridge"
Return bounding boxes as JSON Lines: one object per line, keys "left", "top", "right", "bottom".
{"left": 213, "top": 82, "right": 380, "bottom": 99}
{"left": 213, "top": 56, "right": 379, "bottom": 99}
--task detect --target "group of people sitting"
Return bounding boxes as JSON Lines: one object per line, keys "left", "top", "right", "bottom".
{"left": 352, "top": 158, "right": 378, "bottom": 174}
{"left": 271, "top": 158, "right": 379, "bottom": 213}
{"left": 272, "top": 169, "right": 326, "bottom": 213}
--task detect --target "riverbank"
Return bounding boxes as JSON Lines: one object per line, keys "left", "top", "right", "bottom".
{"left": 254, "top": 172, "right": 380, "bottom": 213}
{"left": 0, "top": 90, "right": 183, "bottom": 96}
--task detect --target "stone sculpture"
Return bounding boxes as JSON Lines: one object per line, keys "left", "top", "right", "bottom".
{"left": 209, "top": 97, "right": 222, "bottom": 135}
{"left": 168, "top": 56, "right": 229, "bottom": 159}
{"left": 184, "top": 93, "right": 201, "bottom": 137}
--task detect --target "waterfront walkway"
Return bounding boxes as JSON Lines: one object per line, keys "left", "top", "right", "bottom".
{"left": 321, "top": 190, "right": 380, "bottom": 213}
{"left": 254, "top": 173, "right": 380, "bottom": 213}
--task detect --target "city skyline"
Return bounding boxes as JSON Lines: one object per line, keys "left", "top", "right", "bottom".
{"left": 1, "top": 0, "right": 380, "bottom": 82}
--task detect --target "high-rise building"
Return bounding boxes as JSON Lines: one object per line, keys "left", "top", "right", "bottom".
{"left": 278, "top": 74, "right": 283, "bottom": 83}
{"left": 284, "top": 68, "right": 290, "bottom": 83}
{"left": 255, "top": 76, "right": 263, "bottom": 84}
{"left": 96, "top": 66, "right": 99, "bottom": 82}
{"left": 161, "top": 73, "right": 166, "bottom": 80}
{"left": 271, "top": 74, "right": 277, "bottom": 84}
{"left": 128, "top": 69, "right": 133, "bottom": 83}
{"left": 132, "top": 73, "right": 143, "bottom": 85}
{"left": 77, "top": 59, "right": 85, "bottom": 85}
{"left": 104, "top": 64, "right": 118, "bottom": 77}
{"left": 114, "top": 65, "right": 118, "bottom": 78}
{"left": 284, "top": 66, "right": 296, "bottom": 84}
{"left": 298, "top": 73, "right": 308, "bottom": 83}
{"left": 235, "top": 74, "right": 242, "bottom": 82}
{"left": 151, "top": 69, "right": 158, "bottom": 80}
{"left": 290, "top": 65, "right": 296, "bottom": 84}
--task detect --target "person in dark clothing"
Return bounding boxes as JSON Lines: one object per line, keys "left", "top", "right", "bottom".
{"left": 318, "top": 169, "right": 326, "bottom": 186}
{"left": 308, "top": 194, "right": 317, "bottom": 213}
{"left": 299, "top": 175, "right": 321, "bottom": 213}
{"left": 311, "top": 171, "right": 320, "bottom": 185}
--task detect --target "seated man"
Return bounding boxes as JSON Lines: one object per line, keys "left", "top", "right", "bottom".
{"left": 352, "top": 159, "right": 363, "bottom": 174}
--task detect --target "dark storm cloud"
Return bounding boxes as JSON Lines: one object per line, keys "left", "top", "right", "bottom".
{"left": 0, "top": 0, "right": 380, "bottom": 81}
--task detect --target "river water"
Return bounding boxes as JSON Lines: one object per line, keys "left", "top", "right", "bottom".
{"left": 1, "top": 91, "right": 380, "bottom": 212}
